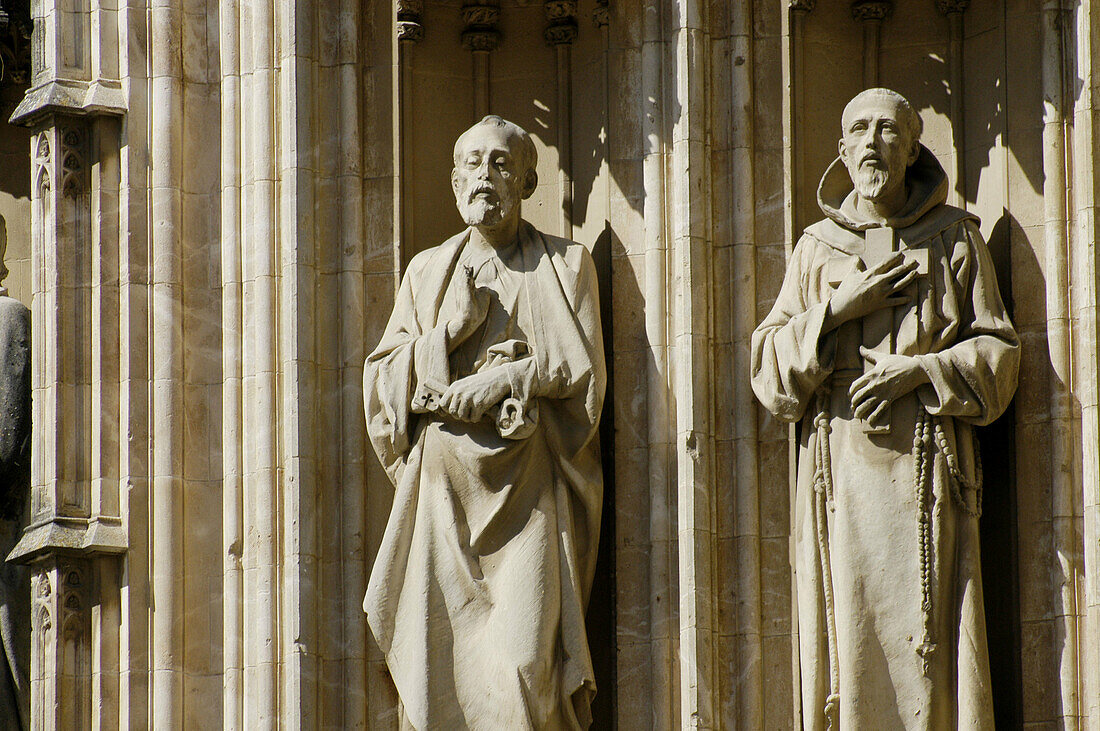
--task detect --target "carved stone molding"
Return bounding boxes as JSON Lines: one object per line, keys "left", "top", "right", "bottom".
{"left": 397, "top": 0, "right": 424, "bottom": 42}
{"left": 851, "top": 0, "right": 892, "bottom": 21}
{"left": 789, "top": 0, "right": 816, "bottom": 12}
{"left": 593, "top": 0, "right": 609, "bottom": 27}
{"left": 59, "top": 126, "right": 84, "bottom": 198}
{"left": 935, "top": 0, "right": 968, "bottom": 14}
{"left": 32, "top": 131, "right": 49, "bottom": 197}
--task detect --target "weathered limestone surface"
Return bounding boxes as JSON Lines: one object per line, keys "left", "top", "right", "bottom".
{"left": 753, "top": 89, "right": 1020, "bottom": 728}
{"left": 365, "top": 118, "right": 606, "bottom": 729}
{"left": 5, "top": 0, "right": 1100, "bottom": 728}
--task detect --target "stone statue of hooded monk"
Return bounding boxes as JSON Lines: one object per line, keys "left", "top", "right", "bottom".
{"left": 363, "top": 116, "right": 605, "bottom": 730}
{"left": 751, "top": 89, "right": 1020, "bottom": 729}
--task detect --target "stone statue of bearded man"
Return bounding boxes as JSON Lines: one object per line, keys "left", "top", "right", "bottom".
{"left": 752, "top": 89, "right": 1020, "bottom": 729}
{"left": 364, "top": 116, "right": 606, "bottom": 730}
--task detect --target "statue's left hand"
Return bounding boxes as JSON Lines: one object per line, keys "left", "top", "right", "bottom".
{"left": 849, "top": 347, "right": 930, "bottom": 422}
{"left": 440, "top": 369, "right": 512, "bottom": 422}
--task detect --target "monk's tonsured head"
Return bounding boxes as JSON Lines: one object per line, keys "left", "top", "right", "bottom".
{"left": 452, "top": 116, "right": 539, "bottom": 229}
{"left": 838, "top": 88, "right": 922, "bottom": 207}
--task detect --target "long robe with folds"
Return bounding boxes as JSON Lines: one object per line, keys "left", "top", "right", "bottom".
{"left": 751, "top": 147, "right": 1020, "bottom": 730}
{"left": 364, "top": 220, "right": 605, "bottom": 730}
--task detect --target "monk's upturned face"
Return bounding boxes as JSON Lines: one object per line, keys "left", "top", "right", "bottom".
{"left": 838, "top": 95, "right": 918, "bottom": 207}
{"left": 452, "top": 125, "right": 529, "bottom": 229}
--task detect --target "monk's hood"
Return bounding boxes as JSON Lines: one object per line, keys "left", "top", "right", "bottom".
{"left": 817, "top": 144, "right": 950, "bottom": 232}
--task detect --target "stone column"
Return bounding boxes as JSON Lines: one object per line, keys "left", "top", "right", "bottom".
{"left": 937, "top": 0, "right": 968, "bottom": 207}
{"left": 545, "top": 0, "right": 577, "bottom": 238}
{"left": 6, "top": 0, "right": 129, "bottom": 729}
{"left": 851, "top": 0, "right": 892, "bottom": 88}
{"left": 397, "top": 0, "right": 423, "bottom": 267}
{"left": 461, "top": 3, "right": 500, "bottom": 118}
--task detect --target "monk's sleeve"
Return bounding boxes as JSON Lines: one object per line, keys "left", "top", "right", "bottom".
{"left": 750, "top": 236, "right": 837, "bottom": 422}
{"left": 363, "top": 264, "right": 451, "bottom": 484}
{"left": 914, "top": 221, "right": 1020, "bottom": 425}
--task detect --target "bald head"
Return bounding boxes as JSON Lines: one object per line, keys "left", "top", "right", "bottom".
{"left": 453, "top": 115, "right": 538, "bottom": 178}
{"left": 841, "top": 88, "right": 922, "bottom": 145}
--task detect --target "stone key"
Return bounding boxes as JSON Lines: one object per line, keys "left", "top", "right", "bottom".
{"left": 829, "top": 226, "right": 929, "bottom": 433}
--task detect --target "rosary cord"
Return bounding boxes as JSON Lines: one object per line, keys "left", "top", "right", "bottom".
{"left": 812, "top": 390, "right": 841, "bottom": 727}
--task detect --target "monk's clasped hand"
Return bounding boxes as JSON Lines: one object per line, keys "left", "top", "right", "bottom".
{"left": 849, "top": 347, "right": 930, "bottom": 422}
{"left": 439, "top": 368, "right": 512, "bottom": 422}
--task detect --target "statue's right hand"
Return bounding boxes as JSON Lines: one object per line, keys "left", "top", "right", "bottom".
{"left": 826, "top": 254, "right": 918, "bottom": 330}
{"left": 446, "top": 265, "right": 491, "bottom": 348}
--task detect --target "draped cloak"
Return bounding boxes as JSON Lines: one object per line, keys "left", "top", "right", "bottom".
{"left": 364, "top": 221, "right": 605, "bottom": 730}
{"left": 751, "top": 148, "right": 1020, "bottom": 730}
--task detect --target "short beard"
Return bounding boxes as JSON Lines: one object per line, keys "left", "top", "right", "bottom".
{"left": 457, "top": 198, "right": 503, "bottom": 227}
{"left": 854, "top": 166, "right": 890, "bottom": 201}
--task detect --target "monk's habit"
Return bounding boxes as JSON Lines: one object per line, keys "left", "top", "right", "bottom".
{"left": 364, "top": 221, "right": 605, "bottom": 730}
{"left": 751, "top": 148, "right": 1020, "bottom": 729}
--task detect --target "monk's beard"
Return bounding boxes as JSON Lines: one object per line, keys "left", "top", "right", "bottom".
{"left": 853, "top": 165, "right": 890, "bottom": 201}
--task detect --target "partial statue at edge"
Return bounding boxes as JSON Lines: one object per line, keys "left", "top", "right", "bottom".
{"left": 364, "top": 116, "right": 606, "bottom": 729}
{"left": 752, "top": 89, "right": 1020, "bottom": 728}
{"left": 0, "top": 223, "right": 30, "bottom": 731}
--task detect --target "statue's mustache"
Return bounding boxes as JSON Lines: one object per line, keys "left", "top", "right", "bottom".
{"left": 468, "top": 185, "right": 498, "bottom": 203}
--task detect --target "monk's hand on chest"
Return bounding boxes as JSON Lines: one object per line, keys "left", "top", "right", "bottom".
{"left": 848, "top": 346, "right": 930, "bottom": 422}
{"left": 445, "top": 265, "right": 492, "bottom": 351}
{"left": 439, "top": 367, "right": 512, "bottom": 423}
{"left": 823, "top": 253, "right": 919, "bottom": 333}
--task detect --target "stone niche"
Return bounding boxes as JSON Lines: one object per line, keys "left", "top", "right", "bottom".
{"left": 6, "top": 0, "right": 1100, "bottom": 728}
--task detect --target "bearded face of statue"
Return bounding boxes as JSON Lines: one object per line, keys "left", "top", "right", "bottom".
{"left": 451, "top": 123, "right": 535, "bottom": 230}
{"left": 838, "top": 94, "right": 919, "bottom": 207}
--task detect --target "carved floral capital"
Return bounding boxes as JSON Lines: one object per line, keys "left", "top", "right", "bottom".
{"left": 851, "top": 0, "right": 892, "bottom": 21}
{"left": 397, "top": 20, "right": 424, "bottom": 42}
{"left": 593, "top": 3, "right": 609, "bottom": 27}
{"left": 935, "top": 0, "right": 968, "bottom": 14}
{"left": 462, "top": 29, "right": 500, "bottom": 52}
{"left": 545, "top": 21, "right": 577, "bottom": 45}
{"left": 461, "top": 4, "right": 500, "bottom": 27}
{"left": 545, "top": 0, "right": 577, "bottom": 20}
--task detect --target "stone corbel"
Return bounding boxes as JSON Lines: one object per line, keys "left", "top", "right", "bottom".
{"left": 937, "top": 0, "right": 968, "bottom": 205}
{"left": 851, "top": 0, "right": 892, "bottom": 87}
